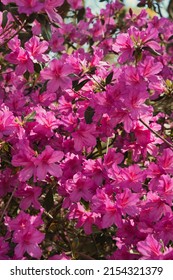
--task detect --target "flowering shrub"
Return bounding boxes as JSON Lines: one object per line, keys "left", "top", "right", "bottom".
{"left": 0, "top": 0, "right": 173, "bottom": 260}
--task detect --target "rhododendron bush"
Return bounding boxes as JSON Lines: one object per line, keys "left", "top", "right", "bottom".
{"left": 0, "top": 0, "right": 173, "bottom": 260}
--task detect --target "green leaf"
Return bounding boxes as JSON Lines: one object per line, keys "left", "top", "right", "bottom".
{"left": 34, "top": 63, "right": 41, "bottom": 73}
{"left": 43, "top": 189, "right": 54, "bottom": 212}
{"left": 37, "top": 14, "right": 51, "bottom": 41}
{"left": 24, "top": 111, "right": 36, "bottom": 123}
{"left": 77, "top": 7, "right": 85, "bottom": 22}
{"left": 41, "top": 22, "right": 51, "bottom": 41}
{"left": 2, "top": 10, "right": 8, "bottom": 29}
{"left": 73, "top": 79, "right": 90, "bottom": 91}
{"left": 84, "top": 106, "right": 95, "bottom": 124}
{"left": 105, "top": 71, "right": 113, "bottom": 85}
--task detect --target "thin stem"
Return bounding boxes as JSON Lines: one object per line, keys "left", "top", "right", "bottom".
{"left": 0, "top": 187, "right": 17, "bottom": 223}
{"left": 139, "top": 118, "right": 173, "bottom": 149}
{"left": 0, "top": 20, "right": 27, "bottom": 49}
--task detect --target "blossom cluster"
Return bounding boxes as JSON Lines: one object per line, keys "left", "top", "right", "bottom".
{"left": 0, "top": 0, "right": 173, "bottom": 260}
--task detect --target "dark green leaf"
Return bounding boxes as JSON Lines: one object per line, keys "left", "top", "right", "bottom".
{"left": 23, "top": 71, "right": 30, "bottom": 80}
{"left": 41, "top": 22, "right": 51, "bottom": 41}
{"left": 84, "top": 106, "right": 95, "bottom": 124}
{"left": 37, "top": 14, "right": 51, "bottom": 41}
{"left": 43, "top": 189, "right": 54, "bottom": 212}
{"left": 73, "top": 79, "right": 90, "bottom": 91}
{"left": 2, "top": 10, "right": 8, "bottom": 29}
{"left": 105, "top": 71, "right": 114, "bottom": 85}
{"left": 77, "top": 8, "right": 85, "bottom": 22}
{"left": 34, "top": 63, "right": 41, "bottom": 73}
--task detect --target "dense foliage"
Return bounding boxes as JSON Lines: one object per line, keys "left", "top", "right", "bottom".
{"left": 0, "top": 0, "right": 173, "bottom": 260}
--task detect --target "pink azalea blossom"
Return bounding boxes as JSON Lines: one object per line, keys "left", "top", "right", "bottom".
{"left": 43, "top": 0, "right": 64, "bottom": 22}
{"left": 11, "top": 142, "right": 36, "bottom": 182}
{"left": 0, "top": 237, "right": 9, "bottom": 260}
{"left": 116, "top": 189, "right": 140, "bottom": 217}
{"left": 72, "top": 123, "right": 97, "bottom": 151}
{"left": 25, "top": 36, "right": 49, "bottom": 62}
{"left": 137, "top": 234, "right": 162, "bottom": 260}
{"left": 102, "top": 198, "right": 122, "bottom": 228}
{"left": 15, "top": 184, "right": 42, "bottom": 210}
{"left": 41, "top": 59, "right": 72, "bottom": 91}
{"left": 15, "top": 0, "right": 44, "bottom": 15}
{"left": 35, "top": 145, "right": 64, "bottom": 181}
{"left": 5, "top": 48, "right": 34, "bottom": 75}
{"left": 0, "top": 105, "right": 18, "bottom": 138}
{"left": 13, "top": 226, "right": 45, "bottom": 259}
{"left": 157, "top": 148, "right": 173, "bottom": 175}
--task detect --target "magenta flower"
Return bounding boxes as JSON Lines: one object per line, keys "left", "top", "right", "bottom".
{"left": 12, "top": 143, "right": 36, "bottom": 182}
{"left": 116, "top": 189, "right": 140, "bottom": 217}
{"left": 72, "top": 123, "right": 97, "bottom": 151}
{"left": 13, "top": 227, "right": 45, "bottom": 259}
{"left": 66, "top": 172, "right": 93, "bottom": 202}
{"left": 157, "top": 148, "right": 173, "bottom": 175}
{"left": 15, "top": 184, "right": 42, "bottom": 210}
{"left": 137, "top": 234, "right": 162, "bottom": 260}
{"left": 112, "top": 33, "right": 134, "bottom": 63}
{"left": 41, "top": 59, "right": 72, "bottom": 91}
{"left": 25, "top": 36, "right": 49, "bottom": 62}
{"left": 33, "top": 107, "right": 59, "bottom": 137}
{"left": 15, "top": 0, "right": 44, "bottom": 15}
{"left": 35, "top": 145, "right": 64, "bottom": 181}
{"left": 157, "top": 175, "right": 173, "bottom": 205}
{"left": 5, "top": 48, "right": 34, "bottom": 75}
{"left": 43, "top": 0, "right": 64, "bottom": 22}
{"left": 102, "top": 199, "right": 122, "bottom": 228}
{"left": 0, "top": 105, "right": 18, "bottom": 138}
{"left": 0, "top": 237, "right": 9, "bottom": 260}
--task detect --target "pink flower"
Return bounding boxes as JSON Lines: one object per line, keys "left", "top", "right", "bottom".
{"left": 68, "top": 203, "right": 99, "bottom": 235}
{"left": 5, "top": 48, "right": 34, "bottom": 75}
{"left": 137, "top": 234, "right": 162, "bottom": 260}
{"left": 116, "top": 189, "right": 140, "bottom": 217}
{"left": 65, "top": 172, "right": 93, "bottom": 202}
{"left": 154, "top": 213, "right": 173, "bottom": 245}
{"left": 33, "top": 107, "right": 59, "bottom": 137}
{"left": 15, "top": 0, "right": 43, "bottom": 15}
{"left": 119, "top": 164, "right": 144, "bottom": 192}
{"left": 35, "top": 145, "right": 64, "bottom": 181}
{"left": 0, "top": 105, "right": 18, "bottom": 138}
{"left": 102, "top": 198, "right": 122, "bottom": 228}
{"left": 13, "top": 226, "right": 45, "bottom": 259}
{"left": 139, "top": 57, "right": 163, "bottom": 78}
{"left": 41, "top": 59, "right": 72, "bottom": 91}
{"left": 0, "top": 237, "right": 9, "bottom": 260}
{"left": 112, "top": 33, "right": 134, "bottom": 63}
{"left": 157, "top": 148, "right": 173, "bottom": 175}
{"left": 140, "top": 192, "right": 172, "bottom": 222}
{"left": 157, "top": 175, "right": 173, "bottom": 205}
{"left": 15, "top": 184, "right": 42, "bottom": 210}
{"left": 43, "top": 0, "right": 64, "bottom": 22}
{"left": 12, "top": 143, "right": 36, "bottom": 182}
{"left": 5, "top": 211, "right": 43, "bottom": 233}
{"left": 72, "top": 123, "right": 97, "bottom": 151}
{"left": 25, "top": 36, "right": 49, "bottom": 62}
